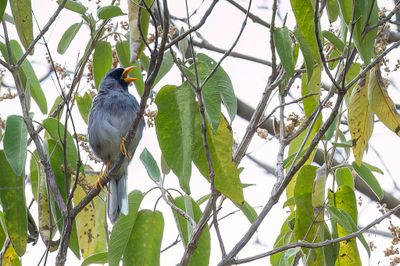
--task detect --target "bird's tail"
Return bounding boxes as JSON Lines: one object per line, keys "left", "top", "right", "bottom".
{"left": 107, "top": 174, "right": 128, "bottom": 224}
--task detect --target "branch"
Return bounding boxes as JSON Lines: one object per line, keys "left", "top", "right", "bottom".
{"left": 226, "top": 0, "right": 270, "bottom": 28}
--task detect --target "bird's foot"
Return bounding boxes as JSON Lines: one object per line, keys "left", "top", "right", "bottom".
{"left": 96, "top": 161, "right": 110, "bottom": 190}
{"left": 120, "top": 137, "right": 131, "bottom": 159}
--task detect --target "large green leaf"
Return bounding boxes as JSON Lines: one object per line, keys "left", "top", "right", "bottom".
{"left": 139, "top": 148, "right": 161, "bottom": 182}
{"left": 155, "top": 84, "right": 196, "bottom": 193}
{"left": 122, "top": 210, "right": 164, "bottom": 266}
{"left": 192, "top": 115, "right": 244, "bottom": 205}
{"left": 352, "top": 162, "right": 383, "bottom": 200}
{"left": 93, "top": 41, "right": 113, "bottom": 89}
{"left": 326, "top": 0, "right": 339, "bottom": 23}
{"left": 10, "top": 0, "right": 33, "bottom": 53}
{"left": 0, "top": 151, "right": 27, "bottom": 257}
{"left": 108, "top": 191, "right": 143, "bottom": 266}
{"left": 172, "top": 196, "right": 210, "bottom": 266}
{"left": 189, "top": 54, "right": 237, "bottom": 132}
{"left": 335, "top": 167, "right": 354, "bottom": 189}
{"left": 0, "top": 0, "right": 7, "bottom": 21}
{"left": 57, "top": 22, "right": 83, "bottom": 54}
{"left": 337, "top": 0, "right": 353, "bottom": 25}
{"left": 3, "top": 115, "right": 27, "bottom": 176}
{"left": 76, "top": 92, "right": 92, "bottom": 124}
{"left": 57, "top": 0, "right": 87, "bottom": 14}
{"left": 42, "top": 117, "right": 78, "bottom": 170}
{"left": 0, "top": 40, "right": 48, "bottom": 114}
{"left": 97, "top": 5, "right": 125, "bottom": 20}
{"left": 273, "top": 27, "right": 294, "bottom": 77}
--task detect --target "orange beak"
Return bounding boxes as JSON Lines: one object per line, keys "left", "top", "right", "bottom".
{"left": 122, "top": 66, "right": 138, "bottom": 83}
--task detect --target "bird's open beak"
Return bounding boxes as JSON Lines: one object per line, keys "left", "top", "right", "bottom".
{"left": 122, "top": 66, "right": 138, "bottom": 83}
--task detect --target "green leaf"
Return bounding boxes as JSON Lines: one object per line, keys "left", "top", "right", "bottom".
{"left": 153, "top": 51, "right": 174, "bottom": 87}
{"left": 271, "top": 213, "right": 295, "bottom": 266}
{"left": 139, "top": 148, "right": 161, "bottom": 182}
{"left": 237, "top": 201, "right": 258, "bottom": 224}
{"left": 42, "top": 117, "right": 78, "bottom": 170}
{"left": 155, "top": 84, "right": 196, "bottom": 193}
{"left": 322, "top": 30, "right": 344, "bottom": 52}
{"left": 57, "top": 22, "right": 83, "bottom": 54}
{"left": 335, "top": 167, "right": 354, "bottom": 190}
{"left": 172, "top": 196, "right": 210, "bottom": 266}
{"left": 76, "top": 92, "right": 92, "bottom": 124}
{"left": 331, "top": 140, "right": 353, "bottom": 148}
{"left": 10, "top": 0, "right": 33, "bottom": 53}
{"left": 3, "top": 115, "right": 27, "bottom": 176}
{"left": 293, "top": 28, "right": 315, "bottom": 78}
{"left": 29, "top": 150, "right": 40, "bottom": 201}
{"left": 0, "top": 0, "right": 7, "bottom": 21}
{"left": 0, "top": 40, "right": 48, "bottom": 113}
{"left": 81, "top": 252, "right": 108, "bottom": 266}
{"left": 326, "top": 0, "right": 339, "bottom": 23}
{"left": 122, "top": 210, "right": 164, "bottom": 266}
{"left": 192, "top": 115, "right": 244, "bottom": 205}
{"left": 191, "top": 54, "right": 237, "bottom": 131}
{"left": 97, "top": 5, "right": 125, "bottom": 20}
{"left": 49, "top": 95, "right": 64, "bottom": 115}
{"left": 115, "top": 41, "right": 144, "bottom": 95}
{"left": 57, "top": 0, "right": 87, "bottom": 14}
{"left": 273, "top": 27, "right": 294, "bottom": 77}
{"left": 337, "top": 0, "right": 353, "bottom": 25}
{"left": 0, "top": 151, "right": 27, "bottom": 257}
{"left": 93, "top": 41, "right": 113, "bottom": 89}
{"left": 363, "top": 162, "right": 384, "bottom": 175}
{"left": 352, "top": 162, "right": 383, "bottom": 200}
{"left": 108, "top": 191, "right": 143, "bottom": 266}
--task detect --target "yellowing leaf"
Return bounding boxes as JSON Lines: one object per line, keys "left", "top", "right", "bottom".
{"left": 74, "top": 174, "right": 107, "bottom": 259}
{"left": 1, "top": 243, "right": 21, "bottom": 266}
{"left": 368, "top": 66, "right": 400, "bottom": 136}
{"left": 10, "top": 0, "right": 33, "bottom": 53}
{"left": 348, "top": 71, "right": 374, "bottom": 165}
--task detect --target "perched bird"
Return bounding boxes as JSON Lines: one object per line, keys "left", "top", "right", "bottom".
{"left": 88, "top": 66, "right": 144, "bottom": 223}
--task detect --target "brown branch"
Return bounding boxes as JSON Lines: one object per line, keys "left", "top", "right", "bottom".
{"left": 226, "top": 0, "right": 270, "bottom": 28}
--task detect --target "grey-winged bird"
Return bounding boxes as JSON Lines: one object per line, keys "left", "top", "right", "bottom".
{"left": 88, "top": 66, "right": 144, "bottom": 223}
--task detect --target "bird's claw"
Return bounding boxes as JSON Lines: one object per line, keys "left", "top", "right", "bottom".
{"left": 120, "top": 137, "right": 131, "bottom": 159}
{"left": 96, "top": 161, "right": 110, "bottom": 190}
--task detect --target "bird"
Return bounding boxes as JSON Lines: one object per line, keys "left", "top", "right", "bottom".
{"left": 87, "top": 66, "right": 144, "bottom": 223}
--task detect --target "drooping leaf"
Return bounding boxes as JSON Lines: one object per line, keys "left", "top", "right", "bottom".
{"left": 273, "top": 27, "right": 294, "bottom": 77}
{"left": 122, "top": 210, "right": 164, "bottom": 266}
{"left": 326, "top": 0, "right": 339, "bottom": 23}
{"left": 1, "top": 243, "right": 21, "bottom": 266}
{"left": 368, "top": 66, "right": 400, "bottom": 136}
{"left": 42, "top": 117, "right": 78, "bottom": 170}
{"left": 0, "top": 151, "right": 27, "bottom": 257}
{"left": 311, "top": 165, "right": 328, "bottom": 208}
{"left": 57, "top": 22, "right": 83, "bottom": 54}
{"left": 348, "top": 71, "right": 374, "bottom": 165}
{"left": 172, "top": 196, "right": 210, "bottom": 266}
{"left": 76, "top": 92, "right": 92, "bottom": 124}
{"left": 335, "top": 167, "right": 354, "bottom": 189}
{"left": 74, "top": 174, "right": 107, "bottom": 259}
{"left": 352, "top": 162, "right": 383, "bottom": 200}
{"left": 0, "top": 41, "right": 48, "bottom": 114}
{"left": 10, "top": 0, "right": 33, "bottom": 53}
{"left": 192, "top": 115, "right": 244, "bottom": 205}
{"left": 29, "top": 150, "right": 40, "bottom": 201}
{"left": 293, "top": 28, "right": 315, "bottom": 78}
{"left": 238, "top": 201, "right": 258, "bottom": 224}
{"left": 97, "top": 5, "right": 125, "bottom": 20}
{"left": 337, "top": 0, "right": 353, "bottom": 25}
{"left": 93, "top": 41, "right": 113, "bottom": 89}
{"left": 57, "top": 0, "right": 88, "bottom": 14}
{"left": 3, "top": 115, "right": 27, "bottom": 176}
{"left": 271, "top": 213, "right": 295, "bottom": 266}
{"left": 155, "top": 84, "right": 196, "bottom": 193}
{"left": 108, "top": 191, "right": 143, "bottom": 266}
{"left": 115, "top": 40, "right": 144, "bottom": 95}
{"left": 328, "top": 186, "right": 363, "bottom": 265}
{"left": 322, "top": 30, "right": 344, "bottom": 52}
{"left": 153, "top": 51, "right": 174, "bottom": 87}
{"left": 49, "top": 95, "right": 64, "bottom": 115}
{"left": 139, "top": 148, "right": 161, "bottom": 182}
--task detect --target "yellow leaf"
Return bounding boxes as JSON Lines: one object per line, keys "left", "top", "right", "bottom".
{"left": 348, "top": 71, "right": 374, "bottom": 166}
{"left": 368, "top": 66, "right": 400, "bottom": 136}
{"left": 74, "top": 174, "right": 107, "bottom": 259}
{"left": 2, "top": 244, "right": 21, "bottom": 266}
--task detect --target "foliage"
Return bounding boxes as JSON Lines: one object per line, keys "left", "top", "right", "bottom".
{"left": 0, "top": 0, "right": 399, "bottom": 265}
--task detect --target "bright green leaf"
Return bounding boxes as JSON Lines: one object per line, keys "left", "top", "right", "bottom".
{"left": 352, "top": 162, "right": 384, "bottom": 200}
{"left": 326, "top": 0, "right": 339, "bottom": 23}
{"left": 139, "top": 148, "right": 161, "bottom": 182}
{"left": 0, "top": 150, "right": 27, "bottom": 257}
{"left": 97, "top": 5, "right": 125, "bottom": 19}
{"left": 57, "top": 0, "right": 87, "bottom": 14}
{"left": 237, "top": 201, "right": 258, "bottom": 224}
{"left": 10, "top": 0, "right": 33, "bottom": 53}
{"left": 322, "top": 30, "right": 344, "bottom": 52}
{"left": 76, "top": 92, "right": 92, "bottom": 124}
{"left": 122, "top": 210, "right": 164, "bottom": 266}
{"left": 337, "top": 0, "right": 353, "bottom": 25}
{"left": 273, "top": 27, "right": 294, "bottom": 77}
{"left": 57, "top": 22, "right": 83, "bottom": 54}
{"left": 93, "top": 41, "right": 113, "bottom": 90}
{"left": 335, "top": 167, "right": 354, "bottom": 189}
{"left": 3, "top": 115, "right": 27, "bottom": 176}
{"left": 109, "top": 191, "right": 143, "bottom": 266}
{"left": 155, "top": 84, "right": 196, "bottom": 193}
{"left": 81, "top": 252, "right": 108, "bottom": 266}
{"left": 0, "top": 0, "right": 7, "bottom": 21}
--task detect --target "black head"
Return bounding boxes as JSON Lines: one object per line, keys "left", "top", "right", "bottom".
{"left": 100, "top": 67, "right": 137, "bottom": 91}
